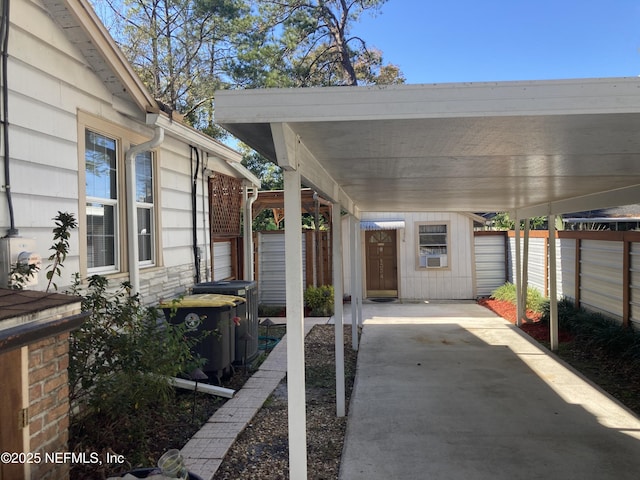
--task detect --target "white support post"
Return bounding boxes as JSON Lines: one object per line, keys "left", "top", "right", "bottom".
{"left": 349, "top": 217, "right": 358, "bottom": 351}
{"left": 514, "top": 218, "right": 523, "bottom": 326}
{"left": 355, "top": 221, "right": 363, "bottom": 344}
{"left": 521, "top": 218, "right": 530, "bottom": 324}
{"left": 549, "top": 214, "right": 559, "bottom": 351}
{"left": 333, "top": 203, "right": 346, "bottom": 418}
{"left": 283, "top": 169, "right": 308, "bottom": 479}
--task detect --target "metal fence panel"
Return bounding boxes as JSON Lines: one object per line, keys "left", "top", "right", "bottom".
{"left": 213, "top": 241, "right": 232, "bottom": 281}
{"left": 630, "top": 242, "right": 640, "bottom": 328}
{"left": 257, "top": 232, "right": 306, "bottom": 305}
{"left": 474, "top": 234, "right": 506, "bottom": 297}
{"left": 580, "top": 239, "right": 624, "bottom": 320}
{"left": 558, "top": 238, "right": 576, "bottom": 300}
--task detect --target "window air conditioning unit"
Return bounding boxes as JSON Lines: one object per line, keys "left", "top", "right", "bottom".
{"left": 420, "top": 254, "right": 447, "bottom": 268}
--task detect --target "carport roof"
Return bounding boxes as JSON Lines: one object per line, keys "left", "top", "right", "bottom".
{"left": 215, "top": 78, "right": 640, "bottom": 218}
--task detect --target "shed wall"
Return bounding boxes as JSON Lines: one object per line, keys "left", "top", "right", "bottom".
{"left": 343, "top": 212, "right": 476, "bottom": 300}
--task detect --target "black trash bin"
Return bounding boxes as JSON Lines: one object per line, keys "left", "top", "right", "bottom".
{"left": 192, "top": 281, "right": 259, "bottom": 365}
{"left": 161, "top": 294, "right": 245, "bottom": 383}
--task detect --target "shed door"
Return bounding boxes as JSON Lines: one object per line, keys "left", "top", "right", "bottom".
{"left": 365, "top": 230, "right": 398, "bottom": 297}
{"left": 0, "top": 348, "right": 25, "bottom": 480}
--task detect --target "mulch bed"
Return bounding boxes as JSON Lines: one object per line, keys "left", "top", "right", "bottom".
{"left": 477, "top": 297, "right": 574, "bottom": 343}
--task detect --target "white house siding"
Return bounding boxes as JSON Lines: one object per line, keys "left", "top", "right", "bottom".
{"left": 1, "top": 1, "right": 239, "bottom": 303}
{"left": 343, "top": 212, "right": 476, "bottom": 300}
{"left": 2, "top": 0, "right": 102, "bottom": 289}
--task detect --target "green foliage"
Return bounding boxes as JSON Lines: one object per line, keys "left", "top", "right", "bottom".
{"left": 229, "top": 0, "right": 403, "bottom": 87}
{"left": 490, "top": 282, "right": 547, "bottom": 313}
{"left": 46, "top": 211, "right": 78, "bottom": 292}
{"left": 7, "top": 262, "right": 38, "bottom": 290}
{"left": 541, "top": 298, "right": 640, "bottom": 368}
{"left": 68, "top": 274, "right": 204, "bottom": 464}
{"left": 241, "top": 147, "right": 283, "bottom": 191}
{"left": 491, "top": 213, "right": 546, "bottom": 231}
{"left": 304, "top": 285, "right": 335, "bottom": 316}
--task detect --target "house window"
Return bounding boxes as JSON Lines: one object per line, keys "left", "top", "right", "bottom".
{"left": 417, "top": 223, "right": 449, "bottom": 269}
{"left": 85, "top": 130, "right": 118, "bottom": 272}
{"left": 136, "top": 151, "right": 155, "bottom": 265}
{"left": 83, "top": 120, "right": 159, "bottom": 274}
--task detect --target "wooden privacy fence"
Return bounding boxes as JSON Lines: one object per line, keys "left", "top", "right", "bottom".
{"left": 474, "top": 230, "right": 640, "bottom": 328}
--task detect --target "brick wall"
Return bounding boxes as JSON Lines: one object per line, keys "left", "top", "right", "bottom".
{"left": 28, "top": 332, "right": 71, "bottom": 480}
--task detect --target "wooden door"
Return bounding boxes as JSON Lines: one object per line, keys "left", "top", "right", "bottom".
{"left": 365, "top": 230, "right": 398, "bottom": 297}
{"left": 0, "top": 348, "right": 25, "bottom": 480}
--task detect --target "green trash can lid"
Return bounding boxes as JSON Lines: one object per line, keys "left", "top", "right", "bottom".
{"left": 160, "top": 293, "right": 245, "bottom": 309}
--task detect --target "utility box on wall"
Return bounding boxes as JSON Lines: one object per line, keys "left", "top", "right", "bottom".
{"left": 0, "top": 237, "right": 41, "bottom": 288}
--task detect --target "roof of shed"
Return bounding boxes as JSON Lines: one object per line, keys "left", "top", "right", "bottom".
{"left": 215, "top": 79, "right": 640, "bottom": 218}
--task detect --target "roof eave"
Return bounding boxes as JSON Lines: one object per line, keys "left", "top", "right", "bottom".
{"left": 62, "top": 0, "right": 157, "bottom": 112}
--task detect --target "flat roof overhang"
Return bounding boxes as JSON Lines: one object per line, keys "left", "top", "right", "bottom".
{"left": 215, "top": 78, "right": 640, "bottom": 218}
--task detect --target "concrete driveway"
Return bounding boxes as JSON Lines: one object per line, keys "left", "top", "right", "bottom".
{"left": 339, "top": 302, "right": 640, "bottom": 480}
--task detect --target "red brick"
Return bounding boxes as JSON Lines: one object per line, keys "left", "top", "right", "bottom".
{"left": 30, "top": 337, "right": 55, "bottom": 350}
{"left": 28, "top": 415, "right": 43, "bottom": 435}
{"left": 30, "top": 394, "right": 55, "bottom": 417}
{"left": 44, "top": 374, "right": 66, "bottom": 395}
{"left": 29, "top": 348, "right": 43, "bottom": 368}
{"left": 54, "top": 341, "right": 69, "bottom": 357}
{"left": 30, "top": 382, "right": 43, "bottom": 401}
{"left": 30, "top": 422, "right": 57, "bottom": 452}
{"left": 56, "top": 384, "right": 69, "bottom": 403}
{"left": 58, "top": 354, "right": 69, "bottom": 371}
{"left": 45, "top": 402, "right": 69, "bottom": 425}
{"left": 30, "top": 363, "right": 56, "bottom": 383}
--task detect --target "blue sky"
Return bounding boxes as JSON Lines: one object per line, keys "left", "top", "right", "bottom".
{"left": 352, "top": 1, "right": 640, "bottom": 84}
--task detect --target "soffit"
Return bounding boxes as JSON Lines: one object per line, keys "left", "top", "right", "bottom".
{"left": 215, "top": 79, "right": 640, "bottom": 216}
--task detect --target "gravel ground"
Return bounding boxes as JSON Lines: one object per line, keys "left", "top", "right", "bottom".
{"left": 213, "top": 324, "right": 359, "bottom": 480}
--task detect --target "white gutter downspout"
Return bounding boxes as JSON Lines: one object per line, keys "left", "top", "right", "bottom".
{"left": 125, "top": 113, "right": 164, "bottom": 295}
{"left": 243, "top": 185, "right": 259, "bottom": 280}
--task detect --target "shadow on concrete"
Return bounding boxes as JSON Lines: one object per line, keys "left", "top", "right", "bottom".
{"left": 339, "top": 303, "right": 640, "bottom": 480}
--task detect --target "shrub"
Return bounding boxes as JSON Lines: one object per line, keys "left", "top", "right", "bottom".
{"left": 541, "top": 297, "right": 640, "bottom": 368}
{"left": 490, "top": 282, "right": 547, "bottom": 314}
{"left": 304, "top": 285, "right": 335, "bottom": 316}
{"left": 68, "top": 275, "right": 204, "bottom": 465}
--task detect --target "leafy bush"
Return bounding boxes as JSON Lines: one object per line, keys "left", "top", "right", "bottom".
{"left": 541, "top": 297, "right": 640, "bottom": 367}
{"left": 490, "top": 282, "right": 547, "bottom": 313}
{"left": 68, "top": 275, "right": 204, "bottom": 465}
{"left": 304, "top": 285, "right": 335, "bottom": 316}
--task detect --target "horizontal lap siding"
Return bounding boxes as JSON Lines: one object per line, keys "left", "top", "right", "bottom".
{"left": 2, "top": 1, "right": 121, "bottom": 288}
{"left": 8, "top": 2, "right": 236, "bottom": 299}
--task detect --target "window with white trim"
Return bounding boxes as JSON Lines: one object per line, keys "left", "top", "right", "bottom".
{"left": 417, "top": 223, "right": 449, "bottom": 269}
{"left": 135, "top": 151, "right": 155, "bottom": 265}
{"left": 85, "top": 130, "right": 119, "bottom": 272}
